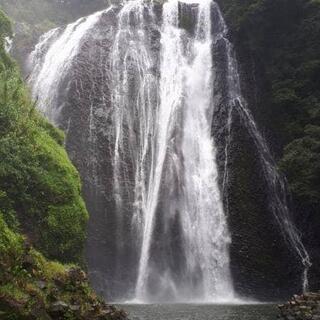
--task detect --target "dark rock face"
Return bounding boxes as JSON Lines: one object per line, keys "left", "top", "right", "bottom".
{"left": 29, "top": 1, "right": 305, "bottom": 301}
{"left": 223, "top": 115, "right": 301, "bottom": 300}
{"left": 178, "top": 2, "right": 199, "bottom": 35}
{"left": 210, "top": 3, "right": 302, "bottom": 300}
{"left": 51, "top": 5, "right": 163, "bottom": 301}
{"left": 55, "top": 8, "right": 127, "bottom": 300}
{"left": 214, "top": 0, "right": 319, "bottom": 298}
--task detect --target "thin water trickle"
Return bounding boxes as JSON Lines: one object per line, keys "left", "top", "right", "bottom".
{"left": 212, "top": 4, "right": 311, "bottom": 292}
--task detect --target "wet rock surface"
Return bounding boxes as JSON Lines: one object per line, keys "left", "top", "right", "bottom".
{"left": 0, "top": 250, "right": 128, "bottom": 320}
{"left": 27, "top": 0, "right": 305, "bottom": 302}
{"left": 279, "top": 293, "right": 320, "bottom": 320}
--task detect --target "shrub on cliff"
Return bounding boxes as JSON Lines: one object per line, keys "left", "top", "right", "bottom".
{"left": 0, "top": 10, "right": 127, "bottom": 319}
{"left": 0, "top": 214, "right": 127, "bottom": 320}
{"left": 0, "top": 10, "right": 88, "bottom": 263}
{"left": 280, "top": 125, "right": 320, "bottom": 205}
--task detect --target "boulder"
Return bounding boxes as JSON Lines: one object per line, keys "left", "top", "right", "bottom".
{"left": 68, "top": 267, "right": 88, "bottom": 284}
{"left": 49, "top": 300, "right": 69, "bottom": 317}
{"left": 279, "top": 292, "right": 320, "bottom": 320}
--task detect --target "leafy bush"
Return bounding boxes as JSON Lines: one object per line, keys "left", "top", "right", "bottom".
{"left": 280, "top": 125, "right": 320, "bottom": 205}
{"left": 0, "top": 10, "right": 88, "bottom": 263}
{"left": 0, "top": 214, "right": 126, "bottom": 320}
{"left": 0, "top": 9, "right": 126, "bottom": 320}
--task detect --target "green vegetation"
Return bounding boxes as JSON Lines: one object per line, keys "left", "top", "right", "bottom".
{"left": 0, "top": 49, "right": 88, "bottom": 262}
{"left": 280, "top": 126, "right": 320, "bottom": 205}
{"left": 0, "top": 214, "right": 127, "bottom": 319}
{"left": 0, "top": 9, "right": 88, "bottom": 264}
{"left": 0, "top": 65, "right": 89, "bottom": 263}
{"left": 218, "top": 0, "right": 320, "bottom": 208}
{"left": 0, "top": 10, "right": 127, "bottom": 319}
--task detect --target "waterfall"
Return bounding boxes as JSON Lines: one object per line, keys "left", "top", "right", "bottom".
{"left": 28, "top": 0, "right": 310, "bottom": 302}
{"left": 134, "top": 0, "right": 234, "bottom": 301}
{"left": 110, "top": 0, "right": 234, "bottom": 302}
{"left": 110, "top": 0, "right": 158, "bottom": 255}
{"left": 28, "top": 9, "right": 108, "bottom": 123}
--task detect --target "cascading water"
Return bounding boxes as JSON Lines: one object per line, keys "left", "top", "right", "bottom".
{"left": 110, "top": 0, "right": 158, "bottom": 263}
{"left": 110, "top": 0, "right": 234, "bottom": 302}
{"left": 134, "top": 0, "right": 234, "bottom": 301}
{"left": 29, "top": 9, "right": 109, "bottom": 122}
{"left": 28, "top": 0, "right": 310, "bottom": 302}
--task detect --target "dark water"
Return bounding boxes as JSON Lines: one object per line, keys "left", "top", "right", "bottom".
{"left": 120, "top": 304, "right": 278, "bottom": 320}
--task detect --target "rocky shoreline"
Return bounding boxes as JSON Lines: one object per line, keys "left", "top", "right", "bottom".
{"left": 0, "top": 265, "right": 128, "bottom": 320}
{"left": 279, "top": 293, "right": 320, "bottom": 320}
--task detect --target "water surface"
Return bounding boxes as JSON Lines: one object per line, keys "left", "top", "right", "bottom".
{"left": 121, "top": 304, "right": 278, "bottom": 320}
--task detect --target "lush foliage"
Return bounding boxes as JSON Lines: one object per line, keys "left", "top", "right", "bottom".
{"left": 280, "top": 126, "right": 320, "bottom": 205}
{"left": 0, "top": 11, "right": 88, "bottom": 263}
{"left": 0, "top": 11, "right": 127, "bottom": 319}
{"left": 218, "top": 0, "right": 320, "bottom": 207}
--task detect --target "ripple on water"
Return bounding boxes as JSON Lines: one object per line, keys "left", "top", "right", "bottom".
{"left": 119, "top": 304, "right": 278, "bottom": 320}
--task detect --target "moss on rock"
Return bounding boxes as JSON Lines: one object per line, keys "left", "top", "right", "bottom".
{"left": 279, "top": 292, "right": 320, "bottom": 320}
{"left": 0, "top": 9, "right": 127, "bottom": 319}
{"left": 0, "top": 67, "right": 89, "bottom": 263}
{"left": 0, "top": 214, "right": 127, "bottom": 320}
{"left": 0, "top": 8, "right": 88, "bottom": 264}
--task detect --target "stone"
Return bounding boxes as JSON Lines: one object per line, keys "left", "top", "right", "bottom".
{"left": 68, "top": 267, "right": 88, "bottom": 284}
{"left": 50, "top": 300, "right": 69, "bottom": 314}
{"left": 278, "top": 292, "right": 320, "bottom": 320}
{"left": 21, "top": 254, "right": 34, "bottom": 270}
{"left": 36, "top": 280, "right": 47, "bottom": 289}
{"left": 70, "top": 304, "right": 80, "bottom": 312}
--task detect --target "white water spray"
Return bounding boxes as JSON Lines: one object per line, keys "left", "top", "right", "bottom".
{"left": 28, "top": 0, "right": 311, "bottom": 302}
{"left": 110, "top": 0, "right": 234, "bottom": 302}
{"left": 134, "top": 0, "right": 234, "bottom": 301}
{"left": 29, "top": 9, "right": 108, "bottom": 122}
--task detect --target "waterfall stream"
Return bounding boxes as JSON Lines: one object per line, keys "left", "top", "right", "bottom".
{"left": 29, "top": 9, "right": 108, "bottom": 122}
{"left": 134, "top": 0, "right": 234, "bottom": 301}
{"left": 109, "top": 0, "right": 234, "bottom": 302}
{"left": 28, "top": 0, "right": 310, "bottom": 302}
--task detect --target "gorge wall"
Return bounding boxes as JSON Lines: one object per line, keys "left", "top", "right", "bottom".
{"left": 216, "top": 0, "right": 320, "bottom": 292}
{"left": 21, "top": 0, "right": 317, "bottom": 302}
